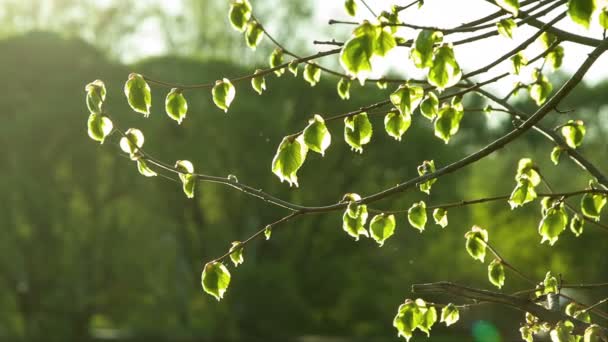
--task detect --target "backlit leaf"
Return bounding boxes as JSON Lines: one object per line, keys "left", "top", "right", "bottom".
{"left": 560, "top": 120, "right": 586, "bottom": 149}
{"left": 245, "top": 20, "right": 264, "bottom": 49}
{"left": 251, "top": 69, "right": 266, "bottom": 95}
{"left": 228, "top": 0, "right": 252, "bottom": 32}
{"left": 303, "top": 114, "right": 331, "bottom": 156}
{"left": 408, "top": 201, "right": 427, "bottom": 232}
{"left": 124, "top": 73, "right": 152, "bottom": 116}
{"left": 581, "top": 192, "right": 606, "bottom": 221}
{"left": 344, "top": 113, "right": 373, "bottom": 153}
{"left": 488, "top": 259, "right": 505, "bottom": 289}
{"left": 85, "top": 79, "right": 106, "bottom": 114}
{"left": 464, "top": 226, "right": 488, "bottom": 262}
{"left": 495, "top": 0, "right": 519, "bottom": 15}
{"left": 87, "top": 113, "right": 113, "bottom": 144}
{"left": 229, "top": 241, "right": 244, "bottom": 267}
{"left": 369, "top": 213, "right": 396, "bottom": 246}
{"left": 212, "top": 78, "right": 236, "bottom": 113}
{"left": 136, "top": 159, "right": 157, "bottom": 177}
{"left": 202, "top": 262, "right": 231, "bottom": 301}
{"left": 304, "top": 63, "right": 321, "bottom": 87}
{"left": 337, "top": 77, "right": 351, "bottom": 100}
{"left": 440, "top": 304, "right": 459, "bottom": 326}
{"left": 568, "top": 0, "right": 596, "bottom": 28}
{"left": 539, "top": 205, "right": 568, "bottom": 245}
{"left": 410, "top": 30, "right": 443, "bottom": 69}
{"left": 428, "top": 44, "right": 462, "bottom": 90}
{"left": 271, "top": 135, "right": 308, "bottom": 187}
{"left": 165, "top": 88, "right": 188, "bottom": 124}
{"left": 384, "top": 111, "right": 411, "bottom": 141}
{"left": 433, "top": 208, "right": 448, "bottom": 228}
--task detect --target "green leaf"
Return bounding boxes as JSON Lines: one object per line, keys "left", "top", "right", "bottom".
{"left": 428, "top": 44, "right": 462, "bottom": 90}
{"left": 374, "top": 29, "right": 396, "bottom": 57}
{"left": 408, "top": 201, "right": 427, "bottom": 232}
{"left": 546, "top": 45, "right": 565, "bottom": 70}
{"left": 520, "top": 326, "right": 534, "bottom": 342}
{"left": 539, "top": 205, "right": 568, "bottom": 245}
{"left": 393, "top": 300, "right": 422, "bottom": 341}
{"left": 303, "top": 114, "right": 331, "bottom": 156}
{"left": 570, "top": 214, "right": 584, "bottom": 237}
{"left": 550, "top": 320, "right": 575, "bottom": 342}
{"left": 303, "top": 63, "right": 321, "bottom": 87}
{"left": 510, "top": 51, "right": 528, "bottom": 75}
{"left": 124, "top": 73, "right": 152, "bottom": 116}
{"left": 529, "top": 69, "right": 553, "bottom": 106}
{"left": 568, "top": 0, "right": 596, "bottom": 28}
{"left": 433, "top": 208, "right": 448, "bottom": 228}
{"left": 264, "top": 226, "right": 272, "bottom": 240}
{"left": 271, "top": 135, "right": 308, "bottom": 187}
{"left": 344, "top": 112, "right": 373, "bottom": 153}
{"left": 119, "top": 128, "right": 145, "bottom": 159}
{"left": 269, "top": 48, "right": 285, "bottom": 76}
{"left": 377, "top": 80, "right": 388, "bottom": 89}
{"left": 418, "top": 305, "right": 437, "bottom": 336}
{"left": 87, "top": 113, "right": 113, "bottom": 144}
{"left": 497, "top": 18, "right": 517, "bottom": 38}
{"left": 212, "top": 78, "right": 236, "bottom": 113}
{"left": 420, "top": 92, "right": 439, "bottom": 120}
{"left": 581, "top": 192, "right": 606, "bottom": 221}
{"left": 565, "top": 302, "right": 591, "bottom": 323}
{"left": 343, "top": 201, "right": 369, "bottom": 241}
{"left": 495, "top": 0, "right": 519, "bottom": 15}
{"left": 544, "top": 271, "right": 558, "bottom": 294}
{"left": 464, "top": 226, "right": 488, "bottom": 262}
{"left": 201, "top": 262, "right": 231, "bottom": 301}
{"left": 390, "top": 84, "right": 424, "bottom": 116}
{"left": 384, "top": 111, "right": 411, "bottom": 141}
{"left": 245, "top": 20, "right": 264, "bottom": 49}
{"left": 228, "top": 0, "right": 252, "bottom": 32}
{"left": 165, "top": 88, "right": 188, "bottom": 124}
{"left": 509, "top": 178, "right": 538, "bottom": 209}
{"left": 434, "top": 104, "right": 464, "bottom": 144}
{"left": 539, "top": 32, "right": 558, "bottom": 49}
{"left": 551, "top": 146, "right": 563, "bottom": 165}
{"left": 410, "top": 30, "right": 443, "bottom": 69}
{"left": 288, "top": 60, "right": 299, "bottom": 76}
{"left": 136, "top": 159, "right": 157, "bottom": 177}
{"left": 584, "top": 324, "right": 607, "bottom": 342}
{"left": 85, "top": 79, "right": 106, "bottom": 114}
{"left": 516, "top": 158, "right": 541, "bottom": 186}
{"left": 344, "top": 0, "right": 357, "bottom": 16}
{"left": 229, "top": 241, "right": 244, "bottom": 267}
{"left": 251, "top": 69, "right": 266, "bottom": 95}
{"left": 337, "top": 77, "right": 351, "bottom": 100}
{"left": 175, "top": 160, "right": 196, "bottom": 198}
{"left": 488, "top": 259, "right": 506, "bottom": 289}
{"left": 369, "top": 213, "right": 396, "bottom": 246}
{"left": 417, "top": 160, "right": 437, "bottom": 194}
{"left": 560, "top": 120, "right": 586, "bottom": 149}
{"left": 340, "top": 31, "right": 374, "bottom": 83}
{"left": 440, "top": 304, "right": 459, "bottom": 326}
{"left": 600, "top": 8, "right": 608, "bottom": 29}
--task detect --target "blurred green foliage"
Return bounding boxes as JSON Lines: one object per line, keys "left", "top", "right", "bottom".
{"left": 0, "top": 31, "right": 607, "bottom": 341}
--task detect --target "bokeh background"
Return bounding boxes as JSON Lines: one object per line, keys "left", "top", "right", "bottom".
{"left": 1, "top": 0, "right": 607, "bottom": 341}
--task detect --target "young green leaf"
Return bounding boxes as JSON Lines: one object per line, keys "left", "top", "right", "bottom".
{"left": 568, "top": 0, "right": 596, "bottom": 28}
{"left": 393, "top": 300, "right": 422, "bottom": 341}
{"left": 228, "top": 0, "right": 252, "bottom": 32}
{"left": 343, "top": 202, "right": 369, "bottom": 241}
{"left": 251, "top": 69, "right": 266, "bottom": 95}
{"left": 428, "top": 44, "right": 462, "bottom": 90}
{"left": 520, "top": 326, "right": 533, "bottom": 342}
{"left": 509, "top": 178, "right": 537, "bottom": 209}
{"left": 384, "top": 111, "right": 411, "bottom": 141}
{"left": 488, "top": 259, "right": 506, "bottom": 289}
{"left": 212, "top": 78, "right": 236, "bottom": 113}
{"left": 337, "top": 77, "right": 351, "bottom": 100}
{"left": 584, "top": 324, "right": 607, "bottom": 342}
{"left": 124, "top": 73, "right": 152, "bottom": 116}
{"left": 539, "top": 205, "right": 568, "bottom": 245}
{"left": 464, "top": 226, "right": 488, "bottom": 262}
{"left": 271, "top": 135, "right": 308, "bottom": 187}
{"left": 420, "top": 92, "right": 439, "bottom": 120}
{"left": 408, "top": 201, "right": 427, "bottom": 232}
{"left": 417, "top": 160, "right": 437, "bottom": 194}
{"left": 547, "top": 45, "right": 565, "bottom": 70}
{"left": 433, "top": 208, "right": 448, "bottom": 228}
{"left": 165, "top": 88, "right": 188, "bottom": 124}
{"left": 390, "top": 84, "right": 424, "bottom": 116}
{"left": 201, "top": 261, "right": 231, "bottom": 301}
{"left": 288, "top": 61, "right": 299, "bottom": 76}
{"left": 344, "top": 112, "right": 373, "bottom": 153}
{"left": 410, "top": 30, "right": 443, "bottom": 69}
{"left": 529, "top": 69, "right": 553, "bottom": 106}
{"left": 119, "top": 128, "right": 145, "bottom": 159}
{"left": 136, "top": 159, "right": 157, "bottom": 177}
{"left": 539, "top": 32, "right": 558, "bottom": 49}
{"left": 570, "top": 214, "right": 584, "bottom": 237}
{"left": 434, "top": 104, "right": 464, "bottom": 144}
{"left": 269, "top": 48, "right": 285, "bottom": 76}
{"left": 510, "top": 52, "right": 528, "bottom": 75}
{"left": 229, "top": 241, "right": 244, "bottom": 267}
{"left": 581, "top": 193, "right": 607, "bottom": 221}
{"left": 440, "top": 304, "right": 459, "bottom": 326}
{"left": 497, "top": 18, "right": 517, "bottom": 39}
{"left": 85, "top": 79, "right": 106, "bottom": 114}
{"left": 418, "top": 305, "right": 437, "bottom": 336}
{"left": 374, "top": 29, "right": 397, "bottom": 57}
{"left": 376, "top": 80, "right": 388, "bottom": 89}
{"left": 344, "top": 0, "right": 357, "bottom": 16}
{"left": 543, "top": 271, "right": 558, "bottom": 294}
{"left": 303, "top": 114, "right": 331, "bottom": 156}
{"left": 369, "top": 213, "right": 396, "bottom": 246}
{"left": 516, "top": 158, "right": 541, "bottom": 186}
{"left": 560, "top": 120, "right": 586, "bottom": 149}
{"left": 303, "top": 63, "right": 321, "bottom": 87}
{"left": 551, "top": 146, "right": 563, "bottom": 165}
{"left": 340, "top": 29, "right": 374, "bottom": 83}
{"left": 87, "top": 113, "right": 113, "bottom": 144}
{"left": 264, "top": 226, "right": 272, "bottom": 240}
{"left": 565, "top": 302, "right": 591, "bottom": 323}
{"left": 600, "top": 8, "right": 608, "bottom": 29}
{"left": 175, "top": 160, "right": 196, "bottom": 198}
{"left": 495, "top": 0, "right": 519, "bottom": 15}
{"left": 245, "top": 20, "right": 264, "bottom": 49}
{"left": 550, "top": 320, "right": 575, "bottom": 342}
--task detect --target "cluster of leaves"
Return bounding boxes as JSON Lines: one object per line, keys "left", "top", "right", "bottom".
{"left": 393, "top": 299, "right": 459, "bottom": 341}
